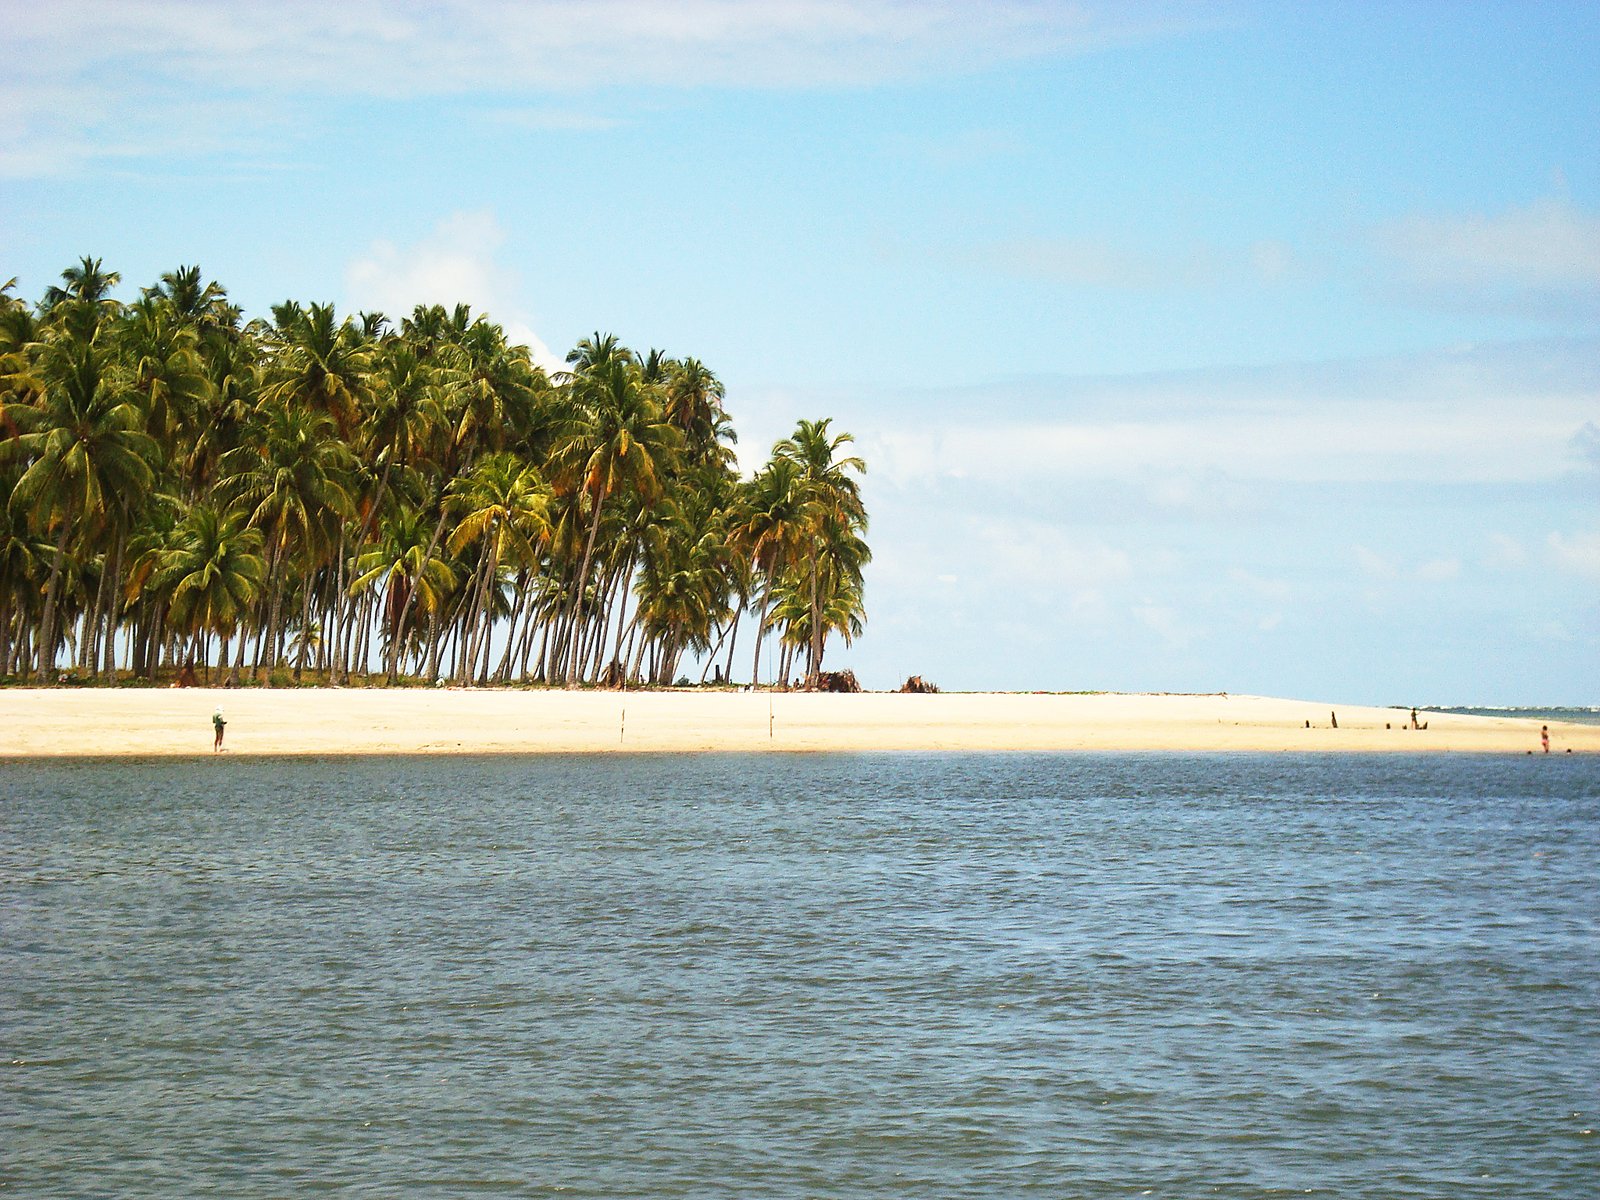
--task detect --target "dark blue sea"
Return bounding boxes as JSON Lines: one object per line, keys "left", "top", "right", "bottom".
{"left": 3, "top": 753, "right": 1597, "bottom": 1198}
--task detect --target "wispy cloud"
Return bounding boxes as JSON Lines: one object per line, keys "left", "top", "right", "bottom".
{"left": 345, "top": 211, "right": 564, "bottom": 374}
{"left": 483, "top": 108, "right": 626, "bottom": 133}
{"left": 1373, "top": 197, "right": 1600, "bottom": 317}
{"left": 1574, "top": 421, "right": 1600, "bottom": 471}
{"left": 969, "top": 236, "right": 1217, "bottom": 289}
{"left": 855, "top": 339, "right": 1599, "bottom": 490}
{"left": 906, "top": 127, "right": 1029, "bottom": 169}
{"left": 961, "top": 233, "right": 1301, "bottom": 291}
{"left": 2, "top": 0, "right": 1212, "bottom": 177}
{"left": 1547, "top": 530, "right": 1600, "bottom": 580}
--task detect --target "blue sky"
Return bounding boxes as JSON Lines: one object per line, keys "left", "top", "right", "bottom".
{"left": 4, "top": 1, "right": 1596, "bottom": 701}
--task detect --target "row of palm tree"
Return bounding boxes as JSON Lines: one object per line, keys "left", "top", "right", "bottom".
{"left": 0, "top": 259, "right": 869, "bottom": 687}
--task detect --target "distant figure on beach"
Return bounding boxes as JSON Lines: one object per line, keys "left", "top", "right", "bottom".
{"left": 1410, "top": 707, "right": 1419, "bottom": 729}
{"left": 213, "top": 708, "right": 227, "bottom": 752}
{"left": 1541, "top": 724, "right": 1550, "bottom": 754}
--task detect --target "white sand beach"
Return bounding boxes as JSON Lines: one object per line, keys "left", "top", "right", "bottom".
{"left": 0, "top": 688, "right": 1590, "bottom": 757}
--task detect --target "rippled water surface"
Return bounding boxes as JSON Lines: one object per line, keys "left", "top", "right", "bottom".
{"left": 4, "top": 753, "right": 1598, "bottom": 1197}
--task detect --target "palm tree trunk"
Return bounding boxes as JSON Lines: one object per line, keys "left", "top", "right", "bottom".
{"left": 700, "top": 620, "right": 727, "bottom": 684}
{"left": 809, "top": 554, "right": 824, "bottom": 680}
{"left": 34, "top": 515, "right": 75, "bottom": 684}
{"left": 748, "top": 553, "right": 781, "bottom": 689}
{"left": 607, "top": 550, "right": 637, "bottom": 677}
{"left": 391, "top": 501, "right": 450, "bottom": 684}
{"left": 565, "top": 483, "right": 607, "bottom": 686}
{"left": 82, "top": 547, "right": 111, "bottom": 674}
{"left": 102, "top": 530, "right": 125, "bottom": 682}
{"left": 261, "top": 538, "right": 286, "bottom": 676}
{"left": 425, "top": 606, "right": 445, "bottom": 682}
{"left": 330, "top": 533, "right": 351, "bottom": 683}
{"left": 130, "top": 602, "right": 149, "bottom": 680}
{"left": 293, "top": 574, "right": 315, "bottom": 682}
{"left": 145, "top": 605, "right": 165, "bottom": 682}
{"left": 353, "top": 591, "right": 373, "bottom": 680}
{"left": 529, "top": 610, "right": 552, "bottom": 682}
{"left": 722, "top": 608, "right": 741, "bottom": 684}
{"left": 496, "top": 570, "right": 530, "bottom": 683}
{"left": 460, "top": 538, "right": 497, "bottom": 687}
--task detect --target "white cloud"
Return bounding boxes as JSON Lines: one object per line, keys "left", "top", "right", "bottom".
{"left": 345, "top": 211, "right": 564, "bottom": 374}
{"left": 970, "top": 236, "right": 1218, "bottom": 289}
{"left": 1248, "top": 238, "right": 1294, "bottom": 283}
{"left": 1546, "top": 530, "right": 1600, "bottom": 580}
{"left": 1482, "top": 533, "right": 1526, "bottom": 570}
{"left": 12, "top": 1, "right": 1207, "bottom": 92}
{"left": 1574, "top": 421, "right": 1600, "bottom": 471}
{"left": 1414, "top": 557, "right": 1461, "bottom": 583}
{"left": 484, "top": 108, "right": 625, "bottom": 132}
{"left": 853, "top": 341, "right": 1600, "bottom": 489}
{"left": 1353, "top": 551, "right": 1460, "bottom": 585}
{"left": 1132, "top": 602, "right": 1196, "bottom": 647}
{"left": 956, "top": 232, "right": 1304, "bottom": 292}
{"left": 1376, "top": 197, "right": 1600, "bottom": 310}
{"left": 1352, "top": 545, "right": 1397, "bottom": 579}
{"left": 972, "top": 518, "right": 1135, "bottom": 591}
{"left": 2, "top": 0, "right": 1212, "bottom": 176}
{"left": 909, "top": 126, "right": 1028, "bottom": 168}
{"left": 1227, "top": 568, "right": 1292, "bottom": 602}
{"left": 863, "top": 404, "right": 1577, "bottom": 489}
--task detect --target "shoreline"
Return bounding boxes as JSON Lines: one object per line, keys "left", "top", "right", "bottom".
{"left": 1, "top": 688, "right": 1593, "bottom": 758}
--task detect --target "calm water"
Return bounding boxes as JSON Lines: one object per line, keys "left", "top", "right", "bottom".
{"left": 1428, "top": 706, "right": 1600, "bottom": 727}
{"left": 3, "top": 753, "right": 1597, "bottom": 1198}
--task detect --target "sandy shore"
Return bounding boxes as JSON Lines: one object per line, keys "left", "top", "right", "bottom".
{"left": 0, "top": 688, "right": 1591, "bottom": 757}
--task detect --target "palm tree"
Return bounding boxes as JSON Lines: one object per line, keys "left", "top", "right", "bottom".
{"left": 352, "top": 503, "right": 458, "bottom": 679}
{"left": 0, "top": 263, "right": 869, "bottom": 689}
{"left": 117, "top": 294, "right": 208, "bottom": 450}
{"left": 0, "top": 465, "right": 43, "bottom": 675}
{"left": 184, "top": 319, "right": 258, "bottom": 499}
{"left": 219, "top": 399, "right": 354, "bottom": 676}
{"left": 666, "top": 357, "right": 734, "bottom": 468}
{"left": 553, "top": 350, "right": 681, "bottom": 684}
{"left": 260, "top": 302, "right": 372, "bottom": 438}
{"left": 42, "top": 256, "right": 121, "bottom": 315}
{"left": 144, "top": 265, "right": 229, "bottom": 326}
{"left": 733, "top": 456, "right": 811, "bottom": 687}
{"left": 774, "top": 418, "right": 867, "bottom": 680}
{"left": 450, "top": 316, "right": 548, "bottom": 458}
{"left": 5, "top": 308, "right": 157, "bottom": 680}
{"left": 445, "top": 452, "right": 551, "bottom": 685}
{"left": 160, "top": 502, "right": 266, "bottom": 677}
{"left": 632, "top": 492, "right": 733, "bottom": 684}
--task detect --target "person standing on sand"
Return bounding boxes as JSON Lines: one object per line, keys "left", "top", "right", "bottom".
{"left": 1541, "top": 724, "right": 1550, "bottom": 754}
{"left": 213, "top": 708, "right": 227, "bottom": 752}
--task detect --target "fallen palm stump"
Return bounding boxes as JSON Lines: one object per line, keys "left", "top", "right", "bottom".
{"left": 805, "top": 670, "right": 862, "bottom": 693}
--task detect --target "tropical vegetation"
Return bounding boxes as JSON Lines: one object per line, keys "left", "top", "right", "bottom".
{"left": 0, "top": 260, "right": 869, "bottom": 687}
